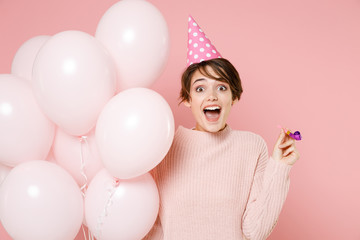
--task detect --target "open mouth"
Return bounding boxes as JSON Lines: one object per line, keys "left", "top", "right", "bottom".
{"left": 203, "top": 106, "right": 221, "bottom": 122}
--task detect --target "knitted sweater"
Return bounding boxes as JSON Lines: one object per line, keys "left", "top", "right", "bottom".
{"left": 143, "top": 125, "right": 292, "bottom": 240}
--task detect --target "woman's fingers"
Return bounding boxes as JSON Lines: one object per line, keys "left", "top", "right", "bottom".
{"left": 275, "top": 128, "right": 286, "bottom": 146}
{"left": 278, "top": 139, "right": 295, "bottom": 149}
{"left": 282, "top": 146, "right": 295, "bottom": 157}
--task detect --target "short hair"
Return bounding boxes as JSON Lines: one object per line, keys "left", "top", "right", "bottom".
{"left": 179, "top": 58, "right": 243, "bottom": 104}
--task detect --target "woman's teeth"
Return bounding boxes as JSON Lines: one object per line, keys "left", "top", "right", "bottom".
{"left": 204, "top": 106, "right": 220, "bottom": 111}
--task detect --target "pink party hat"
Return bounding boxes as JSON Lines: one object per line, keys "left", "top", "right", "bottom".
{"left": 187, "top": 15, "right": 222, "bottom": 67}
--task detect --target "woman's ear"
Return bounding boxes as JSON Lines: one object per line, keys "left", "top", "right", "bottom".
{"left": 231, "top": 98, "right": 239, "bottom": 106}
{"left": 184, "top": 100, "right": 191, "bottom": 108}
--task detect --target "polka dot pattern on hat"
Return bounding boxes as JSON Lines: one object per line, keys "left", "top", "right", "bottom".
{"left": 187, "top": 15, "right": 222, "bottom": 67}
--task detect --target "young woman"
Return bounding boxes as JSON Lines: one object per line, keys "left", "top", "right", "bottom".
{"left": 143, "top": 16, "right": 300, "bottom": 240}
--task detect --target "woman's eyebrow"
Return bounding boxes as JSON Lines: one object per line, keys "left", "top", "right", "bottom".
{"left": 192, "top": 78, "right": 206, "bottom": 86}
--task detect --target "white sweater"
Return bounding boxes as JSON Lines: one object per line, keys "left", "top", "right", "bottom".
{"left": 144, "top": 125, "right": 292, "bottom": 240}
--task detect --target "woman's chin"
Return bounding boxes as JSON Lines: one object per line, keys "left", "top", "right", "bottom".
{"left": 195, "top": 122, "right": 226, "bottom": 133}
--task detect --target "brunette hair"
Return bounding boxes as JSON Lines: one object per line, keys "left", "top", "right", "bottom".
{"left": 179, "top": 58, "right": 243, "bottom": 104}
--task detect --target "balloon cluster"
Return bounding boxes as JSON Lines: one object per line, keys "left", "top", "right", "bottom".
{"left": 0, "top": 1, "right": 174, "bottom": 240}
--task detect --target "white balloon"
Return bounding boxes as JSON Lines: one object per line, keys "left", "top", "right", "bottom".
{"left": 32, "top": 30, "right": 117, "bottom": 136}
{"left": 11, "top": 35, "right": 50, "bottom": 82}
{"left": 53, "top": 128, "right": 103, "bottom": 187}
{"left": 96, "top": 0, "right": 170, "bottom": 91}
{"left": 96, "top": 88, "right": 174, "bottom": 179}
{"left": 0, "top": 161, "right": 84, "bottom": 240}
{"left": 0, "top": 75, "right": 55, "bottom": 167}
{"left": 85, "top": 169, "right": 159, "bottom": 240}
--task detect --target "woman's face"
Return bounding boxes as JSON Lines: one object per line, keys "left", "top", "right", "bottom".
{"left": 184, "top": 66, "right": 237, "bottom": 132}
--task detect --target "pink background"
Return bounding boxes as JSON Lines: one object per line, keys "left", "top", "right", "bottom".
{"left": 1, "top": 0, "right": 360, "bottom": 239}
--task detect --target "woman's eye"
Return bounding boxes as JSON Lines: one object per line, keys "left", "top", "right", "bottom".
{"left": 196, "top": 87, "right": 204, "bottom": 92}
{"left": 218, "top": 85, "right": 227, "bottom": 91}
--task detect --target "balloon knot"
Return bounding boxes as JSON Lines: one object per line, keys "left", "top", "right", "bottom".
{"left": 113, "top": 177, "right": 120, "bottom": 187}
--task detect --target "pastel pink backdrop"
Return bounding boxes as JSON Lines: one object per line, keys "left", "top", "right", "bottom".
{"left": 1, "top": 0, "right": 359, "bottom": 239}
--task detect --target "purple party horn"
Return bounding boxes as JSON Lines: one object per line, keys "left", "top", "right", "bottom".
{"left": 277, "top": 125, "right": 302, "bottom": 141}
{"left": 289, "top": 131, "right": 302, "bottom": 141}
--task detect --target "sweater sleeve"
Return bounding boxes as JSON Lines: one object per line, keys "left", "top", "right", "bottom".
{"left": 241, "top": 137, "right": 292, "bottom": 240}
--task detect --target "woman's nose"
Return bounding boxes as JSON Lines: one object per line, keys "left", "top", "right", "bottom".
{"left": 207, "top": 90, "right": 218, "bottom": 101}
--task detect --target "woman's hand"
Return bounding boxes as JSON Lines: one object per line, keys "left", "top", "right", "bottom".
{"left": 272, "top": 128, "right": 300, "bottom": 165}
